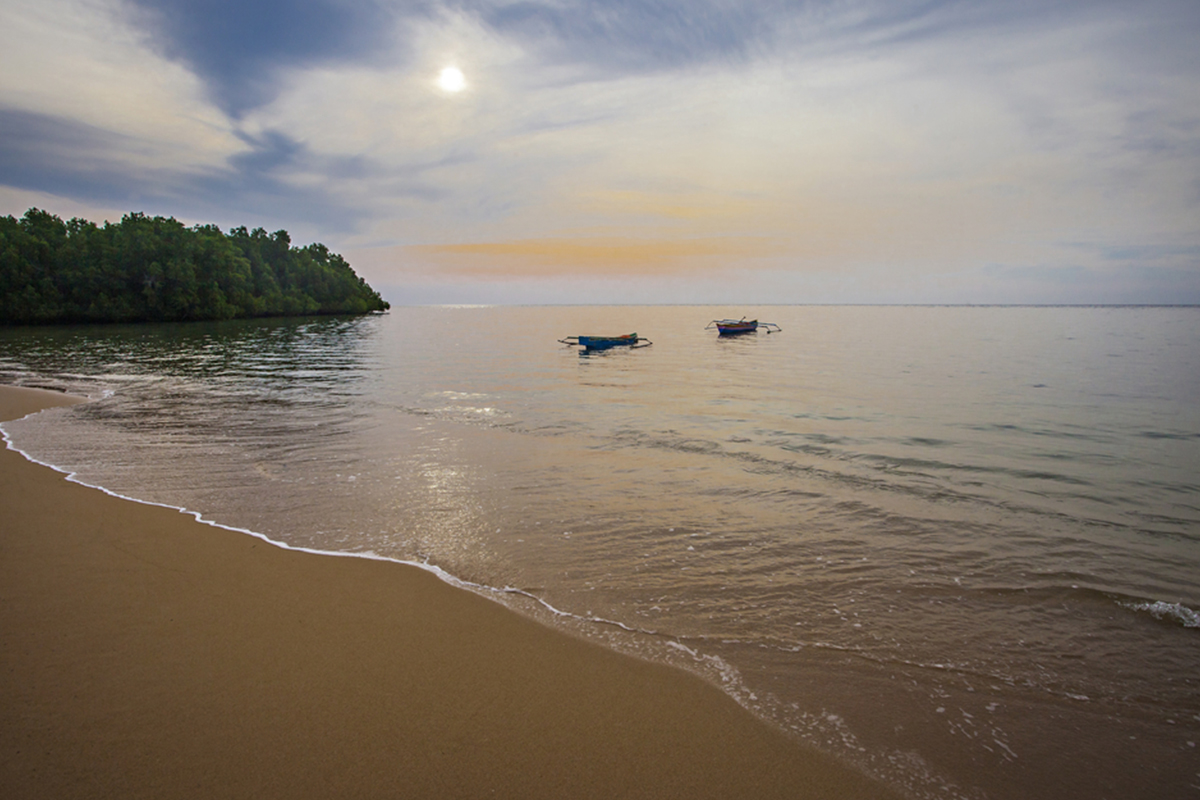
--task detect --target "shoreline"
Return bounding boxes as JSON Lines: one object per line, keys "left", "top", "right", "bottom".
{"left": 0, "top": 384, "right": 900, "bottom": 799}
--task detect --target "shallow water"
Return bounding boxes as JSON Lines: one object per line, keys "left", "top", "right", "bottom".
{"left": 3, "top": 305, "right": 1198, "bottom": 799}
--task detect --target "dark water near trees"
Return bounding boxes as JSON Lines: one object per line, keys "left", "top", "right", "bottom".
{"left": 3, "top": 305, "right": 1198, "bottom": 799}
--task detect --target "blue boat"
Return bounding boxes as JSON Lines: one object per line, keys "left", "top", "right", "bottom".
{"left": 559, "top": 333, "right": 652, "bottom": 350}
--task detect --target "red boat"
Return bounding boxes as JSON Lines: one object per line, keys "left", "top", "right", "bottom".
{"left": 706, "top": 318, "right": 781, "bottom": 335}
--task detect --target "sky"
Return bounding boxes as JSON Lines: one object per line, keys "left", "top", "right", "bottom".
{"left": 2, "top": 0, "right": 1198, "bottom": 305}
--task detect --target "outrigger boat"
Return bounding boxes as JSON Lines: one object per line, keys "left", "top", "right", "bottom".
{"left": 706, "top": 317, "right": 782, "bottom": 335}
{"left": 558, "top": 333, "right": 652, "bottom": 350}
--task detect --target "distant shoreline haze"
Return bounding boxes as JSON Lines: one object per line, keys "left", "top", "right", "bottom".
{"left": 0, "top": 209, "right": 389, "bottom": 325}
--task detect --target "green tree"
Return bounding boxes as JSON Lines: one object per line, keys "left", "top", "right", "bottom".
{"left": 0, "top": 209, "right": 389, "bottom": 325}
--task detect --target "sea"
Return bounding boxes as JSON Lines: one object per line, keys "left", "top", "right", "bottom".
{"left": 1, "top": 305, "right": 1197, "bottom": 800}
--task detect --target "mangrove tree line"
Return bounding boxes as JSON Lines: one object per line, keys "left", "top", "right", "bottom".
{"left": 1, "top": 208, "right": 390, "bottom": 324}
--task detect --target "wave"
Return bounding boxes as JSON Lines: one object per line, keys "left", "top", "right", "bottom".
{"left": 1122, "top": 600, "right": 1200, "bottom": 629}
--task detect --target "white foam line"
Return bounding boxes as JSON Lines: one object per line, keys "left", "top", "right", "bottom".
{"left": 3, "top": 407, "right": 667, "bottom": 641}
{"left": 489, "top": 584, "right": 661, "bottom": 634}
{"left": 1, "top": 411, "right": 487, "bottom": 594}
{"left": 2, "top": 401, "right": 750, "bottom": 735}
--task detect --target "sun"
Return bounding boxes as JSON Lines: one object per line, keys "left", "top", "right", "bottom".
{"left": 438, "top": 66, "right": 466, "bottom": 93}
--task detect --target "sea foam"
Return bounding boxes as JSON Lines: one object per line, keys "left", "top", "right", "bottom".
{"left": 1123, "top": 600, "right": 1200, "bottom": 629}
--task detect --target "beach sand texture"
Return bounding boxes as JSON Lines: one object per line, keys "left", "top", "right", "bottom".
{"left": 0, "top": 385, "right": 898, "bottom": 799}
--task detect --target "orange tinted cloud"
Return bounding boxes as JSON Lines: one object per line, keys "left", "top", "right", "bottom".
{"left": 406, "top": 236, "right": 786, "bottom": 277}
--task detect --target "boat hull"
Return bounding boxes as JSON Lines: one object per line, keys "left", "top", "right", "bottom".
{"left": 559, "top": 333, "right": 651, "bottom": 350}
{"left": 707, "top": 318, "right": 781, "bottom": 335}
{"left": 715, "top": 321, "right": 759, "bottom": 335}
{"left": 577, "top": 334, "right": 637, "bottom": 349}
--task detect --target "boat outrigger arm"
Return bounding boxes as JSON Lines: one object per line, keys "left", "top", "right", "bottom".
{"left": 705, "top": 318, "right": 782, "bottom": 334}
{"left": 558, "top": 333, "right": 652, "bottom": 350}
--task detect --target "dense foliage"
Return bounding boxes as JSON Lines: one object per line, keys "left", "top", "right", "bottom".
{"left": 0, "top": 208, "right": 389, "bottom": 324}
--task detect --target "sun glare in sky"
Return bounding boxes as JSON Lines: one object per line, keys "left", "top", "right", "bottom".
{"left": 437, "top": 66, "right": 466, "bottom": 92}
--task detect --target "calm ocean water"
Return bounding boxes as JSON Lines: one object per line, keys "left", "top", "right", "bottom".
{"left": 2, "top": 305, "right": 1198, "bottom": 799}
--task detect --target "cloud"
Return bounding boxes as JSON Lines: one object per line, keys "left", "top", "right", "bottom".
{"left": 123, "top": 0, "right": 412, "bottom": 116}
{"left": 0, "top": 107, "right": 247, "bottom": 213}
{"left": 1066, "top": 241, "right": 1200, "bottom": 267}
{"left": 405, "top": 235, "right": 786, "bottom": 276}
{"left": 0, "top": 106, "right": 396, "bottom": 233}
{"left": 116, "top": 0, "right": 1127, "bottom": 117}
{"left": 469, "top": 0, "right": 770, "bottom": 74}
{"left": 0, "top": 108, "right": 144, "bottom": 199}
{"left": 461, "top": 0, "right": 1136, "bottom": 77}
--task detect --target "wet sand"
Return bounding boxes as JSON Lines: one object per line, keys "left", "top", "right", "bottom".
{"left": 0, "top": 384, "right": 899, "bottom": 799}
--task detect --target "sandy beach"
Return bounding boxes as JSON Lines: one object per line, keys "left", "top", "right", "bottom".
{"left": 0, "top": 384, "right": 898, "bottom": 799}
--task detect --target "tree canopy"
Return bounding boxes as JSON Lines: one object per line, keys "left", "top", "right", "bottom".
{"left": 1, "top": 209, "right": 389, "bottom": 325}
